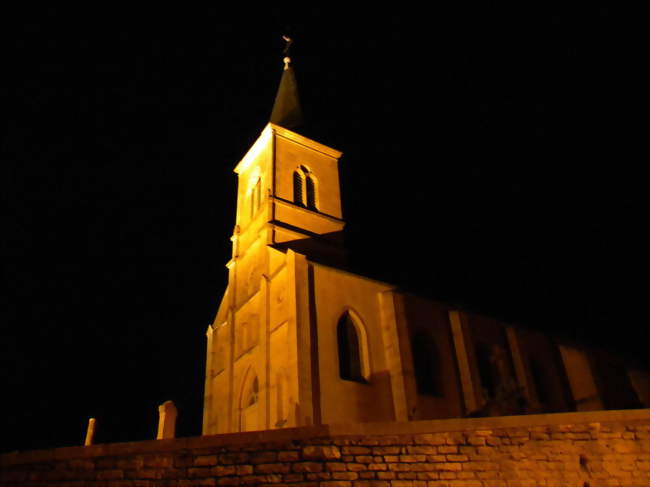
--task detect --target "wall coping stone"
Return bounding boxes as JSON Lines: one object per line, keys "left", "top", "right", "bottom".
{"left": 2, "top": 408, "right": 649, "bottom": 467}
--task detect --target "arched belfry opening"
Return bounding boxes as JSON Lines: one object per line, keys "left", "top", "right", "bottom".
{"left": 292, "top": 165, "right": 318, "bottom": 211}
{"left": 337, "top": 311, "right": 369, "bottom": 383}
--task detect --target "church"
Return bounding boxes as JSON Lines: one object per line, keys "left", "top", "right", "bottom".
{"left": 202, "top": 49, "right": 650, "bottom": 436}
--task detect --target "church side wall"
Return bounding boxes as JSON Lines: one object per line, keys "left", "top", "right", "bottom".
{"left": 4, "top": 409, "right": 650, "bottom": 486}
{"left": 393, "top": 294, "right": 465, "bottom": 421}
{"left": 309, "top": 264, "right": 396, "bottom": 425}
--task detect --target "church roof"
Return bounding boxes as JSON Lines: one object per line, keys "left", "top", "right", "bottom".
{"left": 270, "top": 39, "right": 303, "bottom": 130}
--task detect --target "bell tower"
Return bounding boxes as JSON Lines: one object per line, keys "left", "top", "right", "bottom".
{"left": 203, "top": 43, "right": 345, "bottom": 434}
{"left": 232, "top": 123, "right": 345, "bottom": 265}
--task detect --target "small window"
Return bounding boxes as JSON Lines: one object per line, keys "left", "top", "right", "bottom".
{"left": 337, "top": 312, "right": 366, "bottom": 382}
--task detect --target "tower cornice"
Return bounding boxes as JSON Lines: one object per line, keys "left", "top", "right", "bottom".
{"left": 234, "top": 123, "right": 342, "bottom": 175}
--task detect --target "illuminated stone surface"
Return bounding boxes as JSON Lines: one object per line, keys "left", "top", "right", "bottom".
{"left": 157, "top": 400, "right": 178, "bottom": 440}
{"left": 203, "top": 120, "right": 650, "bottom": 435}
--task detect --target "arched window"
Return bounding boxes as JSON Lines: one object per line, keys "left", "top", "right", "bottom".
{"left": 337, "top": 312, "right": 368, "bottom": 382}
{"left": 293, "top": 170, "right": 304, "bottom": 206}
{"left": 240, "top": 371, "right": 260, "bottom": 432}
{"left": 293, "top": 166, "right": 317, "bottom": 210}
{"left": 247, "top": 377, "right": 259, "bottom": 406}
{"left": 412, "top": 332, "right": 443, "bottom": 397}
{"left": 306, "top": 174, "right": 317, "bottom": 210}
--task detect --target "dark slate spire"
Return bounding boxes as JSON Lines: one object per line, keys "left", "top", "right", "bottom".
{"left": 270, "top": 36, "right": 304, "bottom": 129}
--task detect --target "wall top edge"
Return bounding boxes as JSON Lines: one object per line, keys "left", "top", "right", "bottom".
{"left": 3, "top": 409, "right": 649, "bottom": 466}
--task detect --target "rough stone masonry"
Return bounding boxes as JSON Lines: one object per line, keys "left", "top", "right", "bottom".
{"left": 1, "top": 409, "right": 650, "bottom": 486}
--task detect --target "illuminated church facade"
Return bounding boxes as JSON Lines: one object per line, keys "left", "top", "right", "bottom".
{"left": 202, "top": 53, "right": 650, "bottom": 436}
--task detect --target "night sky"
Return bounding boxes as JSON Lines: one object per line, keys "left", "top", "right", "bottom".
{"left": 2, "top": 6, "right": 643, "bottom": 453}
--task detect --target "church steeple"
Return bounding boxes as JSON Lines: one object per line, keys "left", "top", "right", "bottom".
{"left": 270, "top": 36, "right": 303, "bottom": 129}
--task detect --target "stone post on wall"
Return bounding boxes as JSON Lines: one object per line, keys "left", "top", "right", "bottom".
{"left": 156, "top": 400, "right": 178, "bottom": 440}
{"left": 84, "top": 417, "right": 96, "bottom": 446}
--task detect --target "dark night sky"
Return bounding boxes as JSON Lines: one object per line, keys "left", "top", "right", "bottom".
{"left": 2, "top": 6, "right": 644, "bottom": 453}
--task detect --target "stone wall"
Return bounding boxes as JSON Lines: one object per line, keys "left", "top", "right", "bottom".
{"left": 2, "top": 409, "right": 650, "bottom": 487}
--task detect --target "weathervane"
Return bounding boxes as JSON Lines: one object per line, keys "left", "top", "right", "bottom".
{"left": 282, "top": 35, "right": 293, "bottom": 70}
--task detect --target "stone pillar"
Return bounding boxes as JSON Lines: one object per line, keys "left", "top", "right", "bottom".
{"left": 377, "top": 290, "right": 409, "bottom": 421}
{"left": 558, "top": 345, "right": 603, "bottom": 411}
{"left": 260, "top": 273, "right": 270, "bottom": 430}
{"left": 628, "top": 369, "right": 650, "bottom": 407}
{"left": 156, "top": 400, "right": 178, "bottom": 440}
{"left": 505, "top": 326, "right": 538, "bottom": 411}
{"left": 449, "top": 310, "right": 480, "bottom": 414}
{"left": 203, "top": 324, "right": 214, "bottom": 435}
{"left": 286, "top": 250, "right": 315, "bottom": 426}
{"left": 84, "top": 417, "right": 96, "bottom": 446}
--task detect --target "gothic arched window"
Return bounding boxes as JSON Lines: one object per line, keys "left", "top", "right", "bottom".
{"left": 337, "top": 311, "right": 368, "bottom": 383}
{"left": 412, "top": 332, "right": 443, "bottom": 397}
{"left": 293, "top": 170, "right": 304, "bottom": 206}
{"left": 293, "top": 166, "right": 317, "bottom": 210}
{"left": 240, "top": 371, "right": 260, "bottom": 432}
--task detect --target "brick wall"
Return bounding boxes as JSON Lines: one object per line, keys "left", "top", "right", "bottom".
{"left": 2, "top": 409, "right": 650, "bottom": 487}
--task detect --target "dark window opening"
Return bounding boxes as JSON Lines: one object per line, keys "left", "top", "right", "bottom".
{"left": 412, "top": 332, "right": 443, "bottom": 396}
{"left": 529, "top": 357, "right": 549, "bottom": 406}
{"left": 337, "top": 313, "right": 364, "bottom": 382}
{"left": 306, "top": 175, "right": 316, "bottom": 210}
{"left": 593, "top": 359, "right": 642, "bottom": 410}
{"left": 475, "top": 342, "right": 496, "bottom": 399}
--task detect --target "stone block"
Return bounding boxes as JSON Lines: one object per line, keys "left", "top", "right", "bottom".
{"left": 332, "top": 471, "right": 359, "bottom": 480}
{"left": 278, "top": 450, "right": 301, "bottom": 461}
{"left": 303, "top": 445, "right": 341, "bottom": 460}
{"left": 445, "top": 455, "right": 468, "bottom": 462}
{"left": 342, "top": 446, "right": 372, "bottom": 455}
{"left": 283, "top": 473, "right": 305, "bottom": 482}
{"left": 396, "top": 472, "right": 417, "bottom": 479}
{"left": 255, "top": 463, "right": 291, "bottom": 474}
{"left": 412, "top": 434, "right": 447, "bottom": 445}
{"left": 373, "top": 447, "right": 401, "bottom": 455}
{"left": 406, "top": 446, "right": 437, "bottom": 455}
{"left": 292, "top": 462, "right": 324, "bottom": 473}
{"left": 212, "top": 465, "right": 236, "bottom": 476}
{"left": 195, "top": 455, "right": 218, "bottom": 466}
{"left": 353, "top": 482, "right": 390, "bottom": 487}
{"left": 359, "top": 471, "right": 376, "bottom": 479}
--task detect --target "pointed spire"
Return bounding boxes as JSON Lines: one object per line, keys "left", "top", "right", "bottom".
{"left": 270, "top": 36, "right": 304, "bottom": 130}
